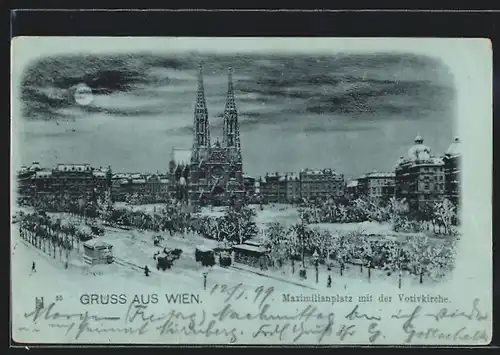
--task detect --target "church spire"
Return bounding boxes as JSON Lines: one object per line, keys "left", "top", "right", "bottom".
{"left": 192, "top": 65, "right": 210, "bottom": 161}
{"left": 222, "top": 67, "right": 241, "bottom": 152}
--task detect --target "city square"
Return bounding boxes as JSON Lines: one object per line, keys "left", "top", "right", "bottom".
{"left": 13, "top": 60, "right": 461, "bottom": 296}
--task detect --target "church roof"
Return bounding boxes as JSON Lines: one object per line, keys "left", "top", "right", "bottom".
{"left": 56, "top": 163, "right": 92, "bottom": 172}
{"left": 172, "top": 149, "right": 192, "bottom": 166}
{"left": 359, "top": 172, "right": 395, "bottom": 179}
{"left": 346, "top": 180, "right": 359, "bottom": 188}
{"left": 300, "top": 168, "right": 340, "bottom": 176}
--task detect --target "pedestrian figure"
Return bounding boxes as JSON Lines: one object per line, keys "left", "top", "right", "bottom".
{"left": 144, "top": 265, "right": 150, "bottom": 277}
{"left": 327, "top": 275, "right": 332, "bottom": 288}
{"left": 31, "top": 261, "right": 36, "bottom": 273}
{"left": 203, "top": 272, "right": 208, "bottom": 290}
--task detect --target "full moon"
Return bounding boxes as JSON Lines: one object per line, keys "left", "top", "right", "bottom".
{"left": 74, "top": 84, "right": 93, "bottom": 106}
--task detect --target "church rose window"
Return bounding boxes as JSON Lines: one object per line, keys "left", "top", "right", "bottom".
{"left": 212, "top": 166, "right": 224, "bottom": 178}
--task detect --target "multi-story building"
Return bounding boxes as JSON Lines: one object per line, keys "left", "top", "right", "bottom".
{"left": 111, "top": 173, "right": 128, "bottom": 202}
{"left": 286, "top": 173, "right": 301, "bottom": 203}
{"left": 299, "top": 168, "right": 344, "bottom": 201}
{"left": 169, "top": 66, "right": 245, "bottom": 206}
{"left": 395, "top": 135, "right": 445, "bottom": 212}
{"left": 357, "top": 171, "right": 395, "bottom": 201}
{"left": 444, "top": 137, "right": 461, "bottom": 205}
{"left": 243, "top": 175, "right": 256, "bottom": 197}
{"left": 345, "top": 179, "right": 359, "bottom": 199}
{"left": 147, "top": 174, "right": 169, "bottom": 196}
{"left": 18, "top": 163, "right": 112, "bottom": 207}
{"left": 112, "top": 173, "right": 169, "bottom": 202}
{"left": 169, "top": 149, "right": 191, "bottom": 202}
{"left": 127, "top": 174, "right": 148, "bottom": 196}
{"left": 260, "top": 173, "right": 287, "bottom": 203}
{"left": 16, "top": 162, "right": 42, "bottom": 205}
{"left": 254, "top": 180, "right": 261, "bottom": 199}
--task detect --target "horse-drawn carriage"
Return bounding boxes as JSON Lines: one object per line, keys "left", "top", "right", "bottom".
{"left": 156, "top": 255, "right": 174, "bottom": 270}
{"left": 90, "top": 225, "right": 105, "bottom": 236}
{"left": 154, "top": 248, "right": 183, "bottom": 271}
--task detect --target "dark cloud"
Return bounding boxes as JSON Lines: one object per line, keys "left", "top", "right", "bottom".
{"left": 20, "top": 53, "right": 194, "bottom": 120}
{"left": 19, "top": 51, "right": 455, "bottom": 126}
{"left": 16, "top": 50, "right": 457, "bottom": 179}
{"left": 302, "top": 82, "right": 453, "bottom": 117}
{"left": 81, "top": 105, "right": 164, "bottom": 117}
{"left": 301, "top": 124, "right": 377, "bottom": 133}
{"left": 23, "top": 131, "right": 78, "bottom": 138}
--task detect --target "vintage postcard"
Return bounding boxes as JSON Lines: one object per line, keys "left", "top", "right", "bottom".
{"left": 10, "top": 37, "right": 492, "bottom": 345}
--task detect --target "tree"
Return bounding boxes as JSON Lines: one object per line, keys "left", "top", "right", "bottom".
{"left": 324, "top": 232, "right": 339, "bottom": 270}
{"left": 382, "top": 240, "right": 405, "bottom": 288}
{"left": 337, "top": 204, "right": 348, "bottom": 223}
{"left": 221, "top": 206, "right": 258, "bottom": 245}
{"left": 97, "top": 191, "right": 114, "bottom": 222}
{"left": 264, "top": 222, "right": 287, "bottom": 268}
{"left": 336, "top": 234, "right": 353, "bottom": 276}
{"left": 284, "top": 225, "right": 301, "bottom": 274}
{"left": 425, "top": 243, "right": 450, "bottom": 282}
{"left": 358, "top": 235, "right": 374, "bottom": 280}
{"left": 433, "top": 198, "right": 456, "bottom": 235}
{"left": 314, "top": 230, "right": 331, "bottom": 260}
{"left": 405, "top": 234, "right": 430, "bottom": 284}
{"left": 388, "top": 197, "right": 408, "bottom": 232}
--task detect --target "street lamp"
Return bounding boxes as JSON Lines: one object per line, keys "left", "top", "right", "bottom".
{"left": 313, "top": 249, "right": 319, "bottom": 284}
{"left": 202, "top": 271, "right": 208, "bottom": 291}
{"left": 283, "top": 239, "right": 293, "bottom": 274}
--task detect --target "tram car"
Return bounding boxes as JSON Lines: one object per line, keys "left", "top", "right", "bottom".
{"left": 219, "top": 250, "right": 232, "bottom": 267}
{"left": 195, "top": 247, "right": 215, "bottom": 267}
{"left": 82, "top": 239, "right": 114, "bottom": 266}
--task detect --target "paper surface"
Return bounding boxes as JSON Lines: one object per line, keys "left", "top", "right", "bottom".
{"left": 10, "top": 37, "right": 492, "bottom": 345}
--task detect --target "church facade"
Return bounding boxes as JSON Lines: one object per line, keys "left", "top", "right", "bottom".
{"left": 169, "top": 66, "right": 245, "bottom": 206}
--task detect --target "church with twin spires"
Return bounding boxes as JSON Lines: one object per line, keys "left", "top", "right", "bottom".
{"left": 169, "top": 66, "right": 245, "bottom": 206}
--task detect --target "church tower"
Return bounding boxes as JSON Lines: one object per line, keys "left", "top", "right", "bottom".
{"left": 186, "top": 65, "right": 245, "bottom": 207}
{"left": 191, "top": 65, "right": 211, "bottom": 163}
{"left": 221, "top": 67, "right": 244, "bottom": 195}
{"left": 222, "top": 67, "right": 242, "bottom": 161}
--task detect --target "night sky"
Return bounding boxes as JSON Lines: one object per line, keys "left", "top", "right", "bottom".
{"left": 14, "top": 43, "right": 457, "bottom": 179}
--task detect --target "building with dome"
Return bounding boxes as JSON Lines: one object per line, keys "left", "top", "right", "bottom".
{"left": 443, "top": 137, "right": 461, "bottom": 205}
{"left": 394, "top": 135, "right": 445, "bottom": 212}
{"left": 169, "top": 66, "right": 245, "bottom": 206}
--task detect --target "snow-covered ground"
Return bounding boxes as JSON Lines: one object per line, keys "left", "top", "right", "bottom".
{"left": 11, "top": 202, "right": 490, "bottom": 345}
{"left": 113, "top": 202, "right": 167, "bottom": 213}
{"left": 11, "top": 218, "right": 492, "bottom": 345}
